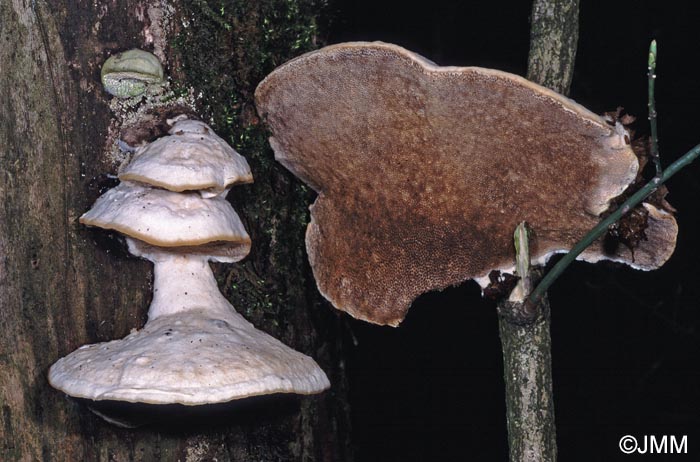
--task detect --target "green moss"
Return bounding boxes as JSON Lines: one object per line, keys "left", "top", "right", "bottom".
{"left": 172, "top": 0, "right": 327, "bottom": 335}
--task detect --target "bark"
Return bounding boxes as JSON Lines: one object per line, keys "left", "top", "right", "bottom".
{"left": 498, "top": 1, "right": 580, "bottom": 461}
{"left": 527, "top": 0, "right": 580, "bottom": 95}
{"left": 498, "top": 295, "right": 557, "bottom": 462}
{"left": 0, "top": 1, "right": 351, "bottom": 461}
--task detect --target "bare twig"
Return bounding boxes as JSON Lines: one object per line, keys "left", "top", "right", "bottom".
{"left": 648, "top": 40, "right": 661, "bottom": 177}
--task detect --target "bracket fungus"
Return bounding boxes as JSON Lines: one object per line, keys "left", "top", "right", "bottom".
{"left": 49, "top": 118, "right": 329, "bottom": 405}
{"left": 101, "top": 49, "right": 165, "bottom": 98}
{"left": 255, "top": 42, "right": 678, "bottom": 327}
{"left": 119, "top": 119, "right": 254, "bottom": 197}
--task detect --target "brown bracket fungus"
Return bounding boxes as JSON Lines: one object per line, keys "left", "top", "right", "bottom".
{"left": 49, "top": 117, "right": 329, "bottom": 406}
{"left": 254, "top": 42, "right": 678, "bottom": 327}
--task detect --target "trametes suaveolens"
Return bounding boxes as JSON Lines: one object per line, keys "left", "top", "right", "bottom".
{"left": 49, "top": 117, "right": 329, "bottom": 407}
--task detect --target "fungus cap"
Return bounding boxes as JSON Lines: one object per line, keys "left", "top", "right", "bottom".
{"left": 48, "top": 308, "right": 330, "bottom": 405}
{"left": 255, "top": 41, "right": 677, "bottom": 326}
{"left": 580, "top": 202, "right": 678, "bottom": 269}
{"left": 101, "top": 49, "right": 164, "bottom": 98}
{"left": 119, "top": 119, "right": 253, "bottom": 197}
{"left": 80, "top": 182, "right": 250, "bottom": 258}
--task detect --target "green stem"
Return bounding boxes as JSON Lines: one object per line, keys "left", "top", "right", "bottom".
{"left": 648, "top": 40, "right": 661, "bottom": 177}
{"left": 528, "top": 142, "right": 700, "bottom": 309}
{"left": 511, "top": 222, "right": 532, "bottom": 302}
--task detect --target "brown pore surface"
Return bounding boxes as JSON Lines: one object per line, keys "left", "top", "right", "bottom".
{"left": 255, "top": 42, "right": 640, "bottom": 326}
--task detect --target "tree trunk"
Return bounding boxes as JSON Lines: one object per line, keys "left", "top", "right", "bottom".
{"left": 0, "top": 1, "right": 352, "bottom": 461}
{"left": 527, "top": 0, "right": 580, "bottom": 95}
{"left": 497, "top": 1, "right": 580, "bottom": 461}
{"left": 498, "top": 294, "right": 557, "bottom": 462}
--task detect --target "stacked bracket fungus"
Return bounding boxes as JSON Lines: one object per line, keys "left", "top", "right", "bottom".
{"left": 255, "top": 42, "right": 678, "bottom": 327}
{"left": 49, "top": 118, "right": 329, "bottom": 405}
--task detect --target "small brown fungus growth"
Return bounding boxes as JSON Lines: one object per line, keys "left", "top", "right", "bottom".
{"left": 255, "top": 42, "right": 678, "bottom": 327}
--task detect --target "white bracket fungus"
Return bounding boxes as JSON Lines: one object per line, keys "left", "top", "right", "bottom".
{"left": 119, "top": 119, "right": 254, "bottom": 197}
{"left": 49, "top": 117, "right": 329, "bottom": 406}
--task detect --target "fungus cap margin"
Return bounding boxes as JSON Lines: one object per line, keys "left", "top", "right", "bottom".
{"left": 80, "top": 182, "right": 251, "bottom": 259}
{"left": 48, "top": 309, "right": 330, "bottom": 405}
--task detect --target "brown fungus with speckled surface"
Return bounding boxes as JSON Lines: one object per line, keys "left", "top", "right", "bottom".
{"left": 255, "top": 42, "right": 677, "bottom": 327}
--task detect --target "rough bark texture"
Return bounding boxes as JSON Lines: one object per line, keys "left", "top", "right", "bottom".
{"left": 0, "top": 1, "right": 352, "bottom": 461}
{"left": 497, "top": 1, "right": 581, "bottom": 460}
{"left": 527, "top": 0, "right": 580, "bottom": 95}
{"left": 498, "top": 296, "right": 557, "bottom": 462}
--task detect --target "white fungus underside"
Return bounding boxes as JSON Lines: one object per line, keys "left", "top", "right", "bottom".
{"left": 80, "top": 182, "right": 250, "bottom": 247}
{"left": 48, "top": 309, "right": 330, "bottom": 405}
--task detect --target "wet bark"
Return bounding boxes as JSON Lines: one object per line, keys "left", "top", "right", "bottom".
{"left": 0, "top": 1, "right": 351, "bottom": 461}
{"left": 498, "top": 0, "right": 580, "bottom": 461}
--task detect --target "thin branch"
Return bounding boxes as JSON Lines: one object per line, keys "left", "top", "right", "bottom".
{"left": 498, "top": 223, "right": 556, "bottom": 461}
{"left": 497, "top": 3, "right": 576, "bottom": 460}
{"left": 527, "top": 40, "right": 700, "bottom": 309}
{"left": 648, "top": 40, "right": 661, "bottom": 177}
{"left": 527, "top": 0, "right": 580, "bottom": 95}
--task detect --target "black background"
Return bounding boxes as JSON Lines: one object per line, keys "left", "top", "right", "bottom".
{"left": 324, "top": 1, "right": 700, "bottom": 460}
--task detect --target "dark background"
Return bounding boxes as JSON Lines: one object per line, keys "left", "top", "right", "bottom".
{"left": 324, "top": 1, "right": 700, "bottom": 460}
